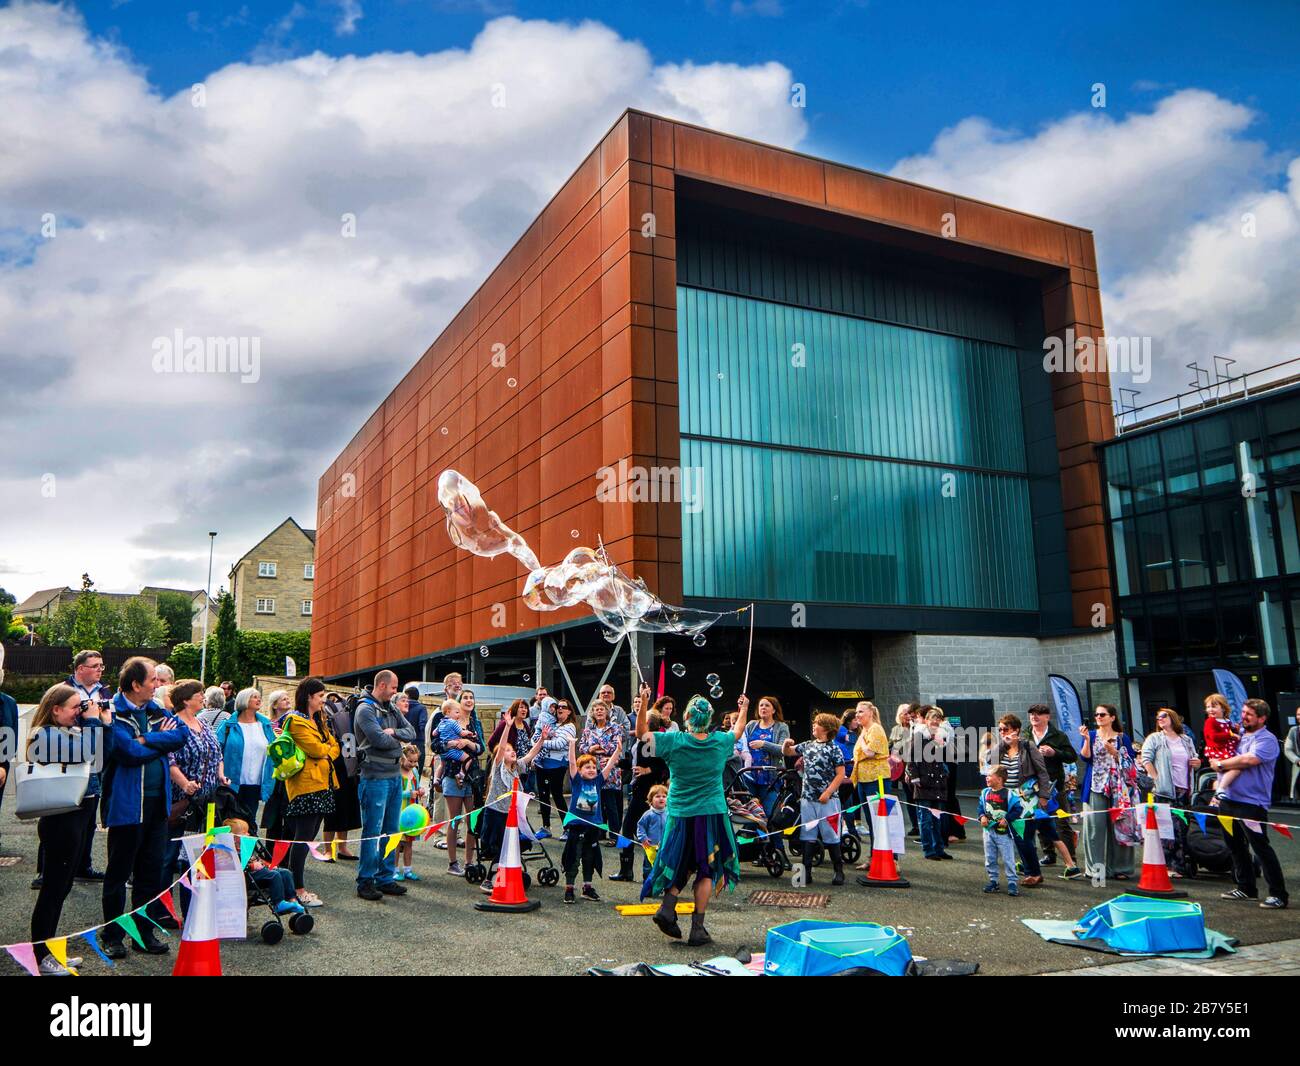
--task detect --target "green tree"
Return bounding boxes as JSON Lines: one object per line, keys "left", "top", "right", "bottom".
{"left": 167, "top": 641, "right": 203, "bottom": 681}
{"left": 69, "top": 574, "right": 100, "bottom": 651}
{"left": 94, "top": 601, "right": 126, "bottom": 647}
{"left": 211, "top": 590, "right": 239, "bottom": 686}
{"left": 121, "top": 597, "right": 167, "bottom": 646}
{"left": 155, "top": 591, "right": 194, "bottom": 645}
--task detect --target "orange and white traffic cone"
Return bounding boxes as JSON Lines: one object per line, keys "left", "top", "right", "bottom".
{"left": 476, "top": 779, "right": 541, "bottom": 913}
{"left": 1132, "top": 802, "right": 1186, "bottom": 899}
{"left": 173, "top": 848, "right": 223, "bottom": 976}
{"left": 855, "top": 792, "right": 909, "bottom": 889}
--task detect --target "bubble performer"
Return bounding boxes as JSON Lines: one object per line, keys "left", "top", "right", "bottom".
{"left": 634, "top": 685, "right": 748, "bottom": 947}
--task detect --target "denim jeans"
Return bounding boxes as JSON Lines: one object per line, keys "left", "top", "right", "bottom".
{"left": 357, "top": 776, "right": 402, "bottom": 886}
{"left": 983, "top": 830, "right": 1017, "bottom": 888}
{"left": 918, "top": 805, "right": 946, "bottom": 857}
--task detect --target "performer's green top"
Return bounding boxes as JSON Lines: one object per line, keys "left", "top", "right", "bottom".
{"left": 651, "top": 730, "right": 733, "bottom": 817}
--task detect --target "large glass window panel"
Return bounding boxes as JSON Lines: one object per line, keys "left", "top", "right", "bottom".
{"left": 1264, "top": 393, "right": 1300, "bottom": 481}
{"left": 1195, "top": 414, "right": 1238, "bottom": 497}
{"left": 679, "top": 438, "right": 1036, "bottom": 610}
{"left": 1168, "top": 504, "right": 1210, "bottom": 588}
{"left": 1258, "top": 585, "right": 1289, "bottom": 666}
{"left": 1276, "top": 484, "right": 1300, "bottom": 575}
{"left": 1201, "top": 496, "right": 1253, "bottom": 583}
{"left": 1123, "top": 607, "right": 1152, "bottom": 672}
{"left": 1181, "top": 592, "right": 1217, "bottom": 669}
{"left": 1136, "top": 512, "right": 1174, "bottom": 594}
{"left": 1148, "top": 597, "right": 1183, "bottom": 671}
{"left": 1219, "top": 589, "right": 1262, "bottom": 667}
{"left": 1119, "top": 614, "right": 1138, "bottom": 672}
{"left": 1242, "top": 467, "right": 1279, "bottom": 578}
{"left": 1162, "top": 424, "right": 1201, "bottom": 499}
{"left": 1128, "top": 434, "right": 1165, "bottom": 512}
{"left": 678, "top": 289, "right": 1029, "bottom": 472}
{"left": 1104, "top": 443, "right": 1134, "bottom": 518}
{"left": 1111, "top": 518, "right": 1141, "bottom": 596}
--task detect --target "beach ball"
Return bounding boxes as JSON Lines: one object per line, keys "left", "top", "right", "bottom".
{"left": 400, "top": 804, "right": 430, "bottom": 838}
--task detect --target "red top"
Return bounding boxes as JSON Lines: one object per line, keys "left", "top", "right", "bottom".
{"left": 1203, "top": 716, "right": 1238, "bottom": 761}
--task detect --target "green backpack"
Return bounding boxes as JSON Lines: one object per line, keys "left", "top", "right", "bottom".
{"left": 268, "top": 724, "right": 305, "bottom": 781}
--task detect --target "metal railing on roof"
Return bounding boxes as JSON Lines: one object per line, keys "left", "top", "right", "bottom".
{"left": 1113, "top": 355, "right": 1300, "bottom": 434}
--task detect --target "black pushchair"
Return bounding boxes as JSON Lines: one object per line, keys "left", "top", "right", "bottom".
{"left": 245, "top": 839, "right": 316, "bottom": 943}
{"left": 1183, "top": 773, "right": 1254, "bottom": 878}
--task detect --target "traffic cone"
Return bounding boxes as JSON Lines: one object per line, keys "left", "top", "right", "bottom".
{"left": 855, "top": 792, "right": 909, "bottom": 889}
{"left": 476, "top": 778, "right": 541, "bottom": 913}
{"left": 1131, "top": 802, "right": 1186, "bottom": 899}
{"left": 172, "top": 847, "right": 223, "bottom": 976}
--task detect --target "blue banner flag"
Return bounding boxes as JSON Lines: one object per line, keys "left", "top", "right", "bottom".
{"left": 1048, "top": 674, "right": 1083, "bottom": 739}
{"left": 1212, "top": 669, "right": 1248, "bottom": 726}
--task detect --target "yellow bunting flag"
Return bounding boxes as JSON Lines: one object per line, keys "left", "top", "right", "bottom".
{"left": 383, "top": 833, "right": 401, "bottom": 858}
{"left": 47, "top": 938, "right": 77, "bottom": 975}
{"left": 783, "top": 826, "right": 797, "bottom": 837}
{"left": 644, "top": 844, "right": 658, "bottom": 866}
{"left": 877, "top": 776, "right": 885, "bottom": 798}
{"left": 1217, "top": 815, "right": 1235, "bottom": 836}
{"left": 206, "top": 802, "right": 216, "bottom": 834}
{"left": 330, "top": 839, "right": 339, "bottom": 861}
{"left": 1055, "top": 809, "right": 1070, "bottom": 819}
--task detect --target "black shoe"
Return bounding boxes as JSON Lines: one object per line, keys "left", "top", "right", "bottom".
{"left": 686, "top": 915, "right": 712, "bottom": 947}
{"left": 357, "top": 882, "right": 383, "bottom": 901}
{"left": 1040, "top": 854, "right": 1056, "bottom": 866}
{"left": 132, "top": 937, "right": 169, "bottom": 956}
{"left": 75, "top": 868, "right": 106, "bottom": 883}
{"left": 652, "top": 898, "right": 682, "bottom": 939}
{"left": 938, "top": 852, "right": 954, "bottom": 860}
{"left": 564, "top": 887, "right": 576, "bottom": 904}
{"left": 102, "top": 939, "right": 128, "bottom": 960}
{"left": 907, "top": 829, "right": 920, "bottom": 838}
{"left": 377, "top": 880, "right": 407, "bottom": 896}
{"left": 581, "top": 884, "right": 601, "bottom": 902}
{"left": 30, "top": 876, "right": 42, "bottom": 890}
{"left": 608, "top": 872, "right": 632, "bottom": 882}
{"left": 831, "top": 871, "right": 845, "bottom": 886}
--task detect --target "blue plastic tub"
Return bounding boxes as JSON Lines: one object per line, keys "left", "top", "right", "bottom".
{"left": 764, "top": 920, "right": 913, "bottom": 976}
{"left": 1075, "top": 895, "right": 1207, "bottom": 953}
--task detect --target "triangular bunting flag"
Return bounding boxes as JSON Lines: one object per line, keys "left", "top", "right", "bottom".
{"left": 1108, "top": 807, "right": 1122, "bottom": 823}
{"left": 1193, "top": 812, "right": 1208, "bottom": 834}
{"left": 783, "top": 826, "right": 797, "bottom": 836}
{"left": 6, "top": 943, "right": 39, "bottom": 976}
{"left": 421, "top": 825, "right": 438, "bottom": 842}
{"left": 113, "top": 914, "right": 146, "bottom": 949}
{"left": 1171, "top": 808, "right": 1188, "bottom": 824}
{"left": 952, "top": 814, "right": 969, "bottom": 826}
{"left": 157, "top": 890, "right": 182, "bottom": 925}
{"left": 562, "top": 811, "right": 577, "bottom": 827}
{"left": 827, "top": 813, "right": 841, "bottom": 837}
{"left": 383, "top": 833, "right": 401, "bottom": 858}
{"left": 1010, "top": 818, "right": 1026, "bottom": 839}
{"left": 84, "top": 929, "right": 115, "bottom": 967}
{"left": 1243, "top": 819, "right": 1262, "bottom": 834}
{"left": 330, "top": 839, "right": 339, "bottom": 861}
{"left": 1274, "top": 823, "right": 1293, "bottom": 840}
{"left": 469, "top": 808, "right": 481, "bottom": 834}
{"left": 1217, "top": 815, "right": 1235, "bottom": 836}
{"left": 736, "top": 835, "right": 754, "bottom": 846}
{"left": 47, "top": 938, "right": 76, "bottom": 974}
{"left": 238, "top": 836, "right": 258, "bottom": 870}
{"left": 615, "top": 834, "right": 632, "bottom": 848}
{"left": 644, "top": 844, "right": 658, "bottom": 865}
{"left": 1054, "top": 809, "right": 1069, "bottom": 819}
{"left": 268, "top": 840, "right": 291, "bottom": 869}
{"left": 179, "top": 873, "right": 193, "bottom": 892}
{"left": 1033, "top": 806, "right": 1050, "bottom": 820}
{"left": 307, "top": 842, "right": 329, "bottom": 862}
{"left": 138, "top": 909, "right": 171, "bottom": 938}
{"left": 928, "top": 807, "right": 944, "bottom": 820}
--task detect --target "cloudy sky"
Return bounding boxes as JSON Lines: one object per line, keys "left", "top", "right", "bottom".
{"left": 1, "top": 0, "right": 1297, "bottom": 602}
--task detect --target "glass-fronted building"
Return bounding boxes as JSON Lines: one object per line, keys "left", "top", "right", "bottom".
{"left": 1100, "top": 381, "right": 1300, "bottom": 754}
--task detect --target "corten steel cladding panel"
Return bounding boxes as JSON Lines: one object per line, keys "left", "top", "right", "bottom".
{"left": 312, "top": 110, "right": 1112, "bottom": 678}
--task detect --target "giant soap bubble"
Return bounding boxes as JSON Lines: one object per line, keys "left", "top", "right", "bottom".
{"left": 438, "top": 469, "right": 723, "bottom": 643}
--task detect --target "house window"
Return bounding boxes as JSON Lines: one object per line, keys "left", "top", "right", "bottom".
{"left": 301, "top": 600, "right": 313, "bottom": 616}
{"left": 304, "top": 563, "right": 315, "bottom": 580}
{"left": 256, "top": 598, "right": 276, "bottom": 614}
{"left": 258, "top": 561, "right": 277, "bottom": 578}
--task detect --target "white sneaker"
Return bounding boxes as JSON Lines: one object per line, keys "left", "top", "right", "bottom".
{"left": 39, "top": 955, "right": 76, "bottom": 976}
{"left": 296, "top": 890, "right": 324, "bottom": 908}
{"left": 447, "top": 861, "right": 465, "bottom": 877}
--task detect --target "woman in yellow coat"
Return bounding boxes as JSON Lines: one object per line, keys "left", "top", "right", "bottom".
{"left": 282, "top": 677, "right": 340, "bottom": 908}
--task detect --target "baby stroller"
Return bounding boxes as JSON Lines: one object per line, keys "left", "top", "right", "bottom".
{"left": 467, "top": 799, "right": 561, "bottom": 889}
{"left": 1184, "top": 771, "right": 1259, "bottom": 879}
{"left": 245, "top": 840, "right": 316, "bottom": 944}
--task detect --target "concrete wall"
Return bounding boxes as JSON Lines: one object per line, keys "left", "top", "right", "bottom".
{"left": 871, "top": 630, "right": 1117, "bottom": 720}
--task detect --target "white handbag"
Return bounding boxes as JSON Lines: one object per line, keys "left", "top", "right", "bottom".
{"left": 13, "top": 760, "right": 91, "bottom": 820}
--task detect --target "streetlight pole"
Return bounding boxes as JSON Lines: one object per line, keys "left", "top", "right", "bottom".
{"left": 199, "top": 531, "right": 216, "bottom": 683}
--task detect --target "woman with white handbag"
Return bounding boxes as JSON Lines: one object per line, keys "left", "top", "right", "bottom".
{"left": 22, "top": 682, "right": 111, "bottom": 975}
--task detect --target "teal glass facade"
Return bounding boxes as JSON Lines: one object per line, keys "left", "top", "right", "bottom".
{"left": 676, "top": 201, "right": 1054, "bottom": 619}
{"left": 1101, "top": 385, "right": 1300, "bottom": 676}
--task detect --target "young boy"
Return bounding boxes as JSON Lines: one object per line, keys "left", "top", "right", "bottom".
{"left": 562, "top": 734, "right": 621, "bottom": 904}
{"left": 396, "top": 743, "right": 425, "bottom": 881}
{"left": 635, "top": 784, "right": 668, "bottom": 883}
{"left": 478, "top": 722, "right": 546, "bottom": 894}
{"left": 225, "top": 817, "right": 306, "bottom": 917}
{"left": 781, "top": 712, "right": 848, "bottom": 885}
{"left": 978, "top": 766, "right": 1023, "bottom": 896}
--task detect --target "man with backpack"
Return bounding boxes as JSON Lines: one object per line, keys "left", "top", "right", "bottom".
{"left": 354, "top": 670, "right": 415, "bottom": 901}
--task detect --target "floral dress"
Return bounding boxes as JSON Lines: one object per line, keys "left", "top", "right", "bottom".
{"left": 579, "top": 722, "right": 625, "bottom": 789}
{"left": 1092, "top": 732, "right": 1141, "bottom": 846}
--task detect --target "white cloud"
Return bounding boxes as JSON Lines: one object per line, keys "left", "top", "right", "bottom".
{"left": 334, "top": 0, "right": 362, "bottom": 35}
{"left": 892, "top": 90, "right": 1297, "bottom": 398}
{"left": 0, "top": 3, "right": 804, "bottom": 600}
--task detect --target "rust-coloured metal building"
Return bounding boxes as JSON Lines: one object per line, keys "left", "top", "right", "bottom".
{"left": 312, "top": 109, "right": 1116, "bottom": 721}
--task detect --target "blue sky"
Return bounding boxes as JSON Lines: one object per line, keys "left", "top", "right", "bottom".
{"left": 3, "top": 0, "right": 1299, "bottom": 597}
{"left": 86, "top": 0, "right": 1300, "bottom": 171}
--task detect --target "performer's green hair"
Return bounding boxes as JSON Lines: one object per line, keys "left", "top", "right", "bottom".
{"left": 684, "top": 694, "right": 714, "bottom": 732}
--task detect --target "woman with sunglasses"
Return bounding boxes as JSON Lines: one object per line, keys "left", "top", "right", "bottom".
{"left": 1139, "top": 708, "right": 1201, "bottom": 877}
{"left": 532, "top": 699, "right": 577, "bottom": 836}
{"left": 1078, "top": 705, "right": 1138, "bottom": 880}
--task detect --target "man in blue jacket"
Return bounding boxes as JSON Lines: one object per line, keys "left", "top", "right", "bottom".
{"left": 99, "top": 657, "right": 190, "bottom": 959}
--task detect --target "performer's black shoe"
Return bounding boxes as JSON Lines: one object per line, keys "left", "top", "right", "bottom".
{"left": 652, "top": 896, "right": 682, "bottom": 939}
{"left": 686, "top": 913, "right": 712, "bottom": 947}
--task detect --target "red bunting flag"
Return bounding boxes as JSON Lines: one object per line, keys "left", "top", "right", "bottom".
{"left": 157, "top": 890, "right": 182, "bottom": 925}
{"left": 268, "top": 840, "right": 291, "bottom": 869}
{"left": 952, "top": 814, "right": 969, "bottom": 826}
{"left": 826, "top": 813, "right": 841, "bottom": 837}
{"left": 1274, "top": 823, "right": 1293, "bottom": 840}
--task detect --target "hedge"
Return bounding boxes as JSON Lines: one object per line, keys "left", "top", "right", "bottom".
{"left": 163, "top": 631, "right": 311, "bottom": 690}
{"left": 1, "top": 674, "right": 68, "bottom": 705}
